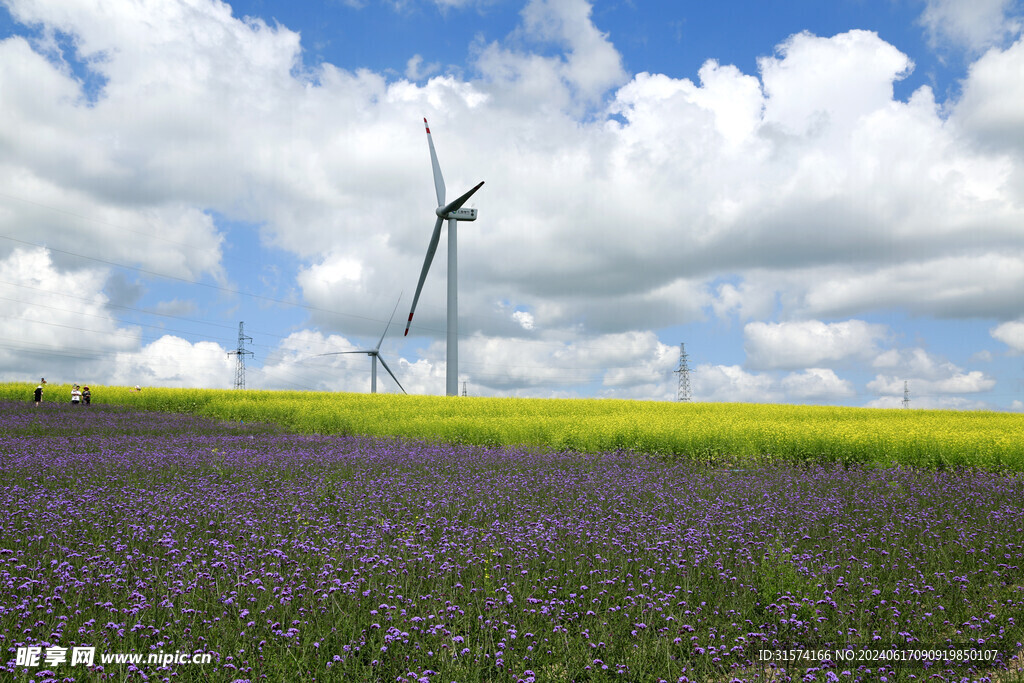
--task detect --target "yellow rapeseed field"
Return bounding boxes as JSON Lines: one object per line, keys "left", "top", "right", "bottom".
{"left": 4, "top": 382, "right": 1023, "bottom": 470}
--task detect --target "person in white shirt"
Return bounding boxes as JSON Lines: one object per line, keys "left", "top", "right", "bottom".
{"left": 71, "top": 385, "right": 82, "bottom": 405}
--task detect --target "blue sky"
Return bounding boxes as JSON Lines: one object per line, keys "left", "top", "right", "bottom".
{"left": 0, "top": 0, "right": 1022, "bottom": 408}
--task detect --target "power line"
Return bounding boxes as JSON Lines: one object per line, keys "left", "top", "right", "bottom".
{"left": 0, "top": 335, "right": 228, "bottom": 369}
{"left": 1, "top": 234, "right": 664, "bottom": 354}
{"left": 0, "top": 279, "right": 348, "bottom": 357}
{"left": 0, "top": 234, "right": 386, "bottom": 327}
{"left": 0, "top": 190, "right": 225, "bottom": 255}
{"left": 0, "top": 307, "right": 661, "bottom": 382}
{"left": 1, "top": 223, "right": 699, "bottom": 390}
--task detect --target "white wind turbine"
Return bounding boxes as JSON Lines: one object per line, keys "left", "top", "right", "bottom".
{"left": 316, "top": 297, "right": 406, "bottom": 394}
{"left": 404, "top": 117, "right": 484, "bottom": 396}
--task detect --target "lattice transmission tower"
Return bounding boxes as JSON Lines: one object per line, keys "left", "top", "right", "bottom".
{"left": 674, "top": 343, "right": 692, "bottom": 402}
{"left": 462, "top": 381, "right": 468, "bottom": 397}
{"left": 227, "top": 322, "right": 254, "bottom": 390}
{"left": 902, "top": 380, "right": 910, "bottom": 409}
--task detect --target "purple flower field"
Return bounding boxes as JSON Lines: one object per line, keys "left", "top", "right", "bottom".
{"left": 2, "top": 401, "right": 1023, "bottom": 682}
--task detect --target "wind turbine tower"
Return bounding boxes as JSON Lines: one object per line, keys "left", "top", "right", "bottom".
{"left": 405, "top": 118, "right": 485, "bottom": 396}
{"left": 228, "top": 322, "right": 254, "bottom": 390}
{"left": 675, "top": 343, "right": 692, "bottom": 402}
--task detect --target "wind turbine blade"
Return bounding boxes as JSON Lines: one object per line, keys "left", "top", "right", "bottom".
{"left": 315, "top": 350, "right": 371, "bottom": 357}
{"left": 405, "top": 216, "right": 444, "bottom": 336}
{"left": 439, "top": 181, "right": 484, "bottom": 216}
{"left": 378, "top": 356, "right": 407, "bottom": 394}
{"left": 376, "top": 293, "right": 403, "bottom": 351}
{"left": 424, "top": 118, "right": 445, "bottom": 207}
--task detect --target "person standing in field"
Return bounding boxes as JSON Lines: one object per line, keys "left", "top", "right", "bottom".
{"left": 33, "top": 384, "right": 43, "bottom": 406}
{"left": 82, "top": 386, "right": 91, "bottom": 405}
{"left": 71, "top": 385, "right": 82, "bottom": 405}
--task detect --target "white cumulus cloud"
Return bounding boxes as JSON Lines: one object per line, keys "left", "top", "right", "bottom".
{"left": 780, "top": 368, "right": 855, "bottom": 400}
{"left": 991, "top": 319, "right": 1024, "bottom": 352}
{"left": 918, "top": 0, "right": 1022, "bottom": 52}
{"left": 692, "top": 364, "right": 782, "bottom": 404}
{"left": 744, "top": 320, "right": 887, "bottom": 370}
{"left": 868, "top": 347, "right": 996, "bottom": 399}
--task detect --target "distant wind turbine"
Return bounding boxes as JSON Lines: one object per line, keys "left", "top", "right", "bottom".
{"left": 316, "top": 296, "right": 406, "bottom": 394}
{"left": 405, "top": 117, "right": 484, "bottom": 396}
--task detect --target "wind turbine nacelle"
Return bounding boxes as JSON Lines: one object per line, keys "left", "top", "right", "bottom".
{"left": 441, "top": 207, "right": 478, "bottom": 221}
